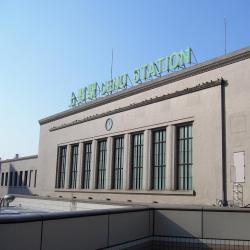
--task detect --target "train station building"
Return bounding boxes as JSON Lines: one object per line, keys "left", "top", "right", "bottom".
{"left": 1, "top": 46, "right": 250, "bottom": 207}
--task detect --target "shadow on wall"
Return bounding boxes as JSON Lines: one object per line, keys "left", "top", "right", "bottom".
{"left": 152, "top": 210, "right": 212, "bottom": 249}
{"left": 5, "top": 164, "right": 34, "bottom": 196}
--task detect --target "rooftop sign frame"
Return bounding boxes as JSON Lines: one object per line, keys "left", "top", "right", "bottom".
{"left": 69, "top": 48, "right": 193, "bottom": 108}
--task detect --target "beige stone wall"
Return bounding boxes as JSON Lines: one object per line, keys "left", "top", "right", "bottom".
{"left": 36, "top": 54, "right": 250, "bottom": 206}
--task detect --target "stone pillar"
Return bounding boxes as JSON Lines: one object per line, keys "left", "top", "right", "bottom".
{"left": 106, "top": 137, "right": 113, "bottom": 189}
{"left": 123, "top": 133, "right": 131, "bottom": 190}
{"left": 90, "top": 140, "right": 98, "bottom": 189}
{"left": 77, "top": 142, "right": 84, "bottom": 189}
{"left": 143, "top": 130, "right": 152, "bottom": 190}
{"left": 166, "top": 125, "right": 173, "bottom": 190}
{"left": 64, "top": 144, "right": 71, "bottom": 189}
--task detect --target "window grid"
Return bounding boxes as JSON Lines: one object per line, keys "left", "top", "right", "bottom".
{"left": 113, "top": 137, "right": 124, "bottom": 189}
{"left": 82, "top": 142, "right": 92, "bottom": 189}
{"left": 69, "top": 145, "right": 78, "bottom": 189}
{"left": 55, "top": 146, "right": 67, "bottom": 188}
{"left": 97, "top": 140, "right": 107, "bottom": 189}
{"left": 152, "top": 129, "right": 166, "bottom": 190}
{"left": 177, "top": 124, "right": 193, "bottom": 190}
{"left": 131, "top": 133, "right": 143, "bottom": 190}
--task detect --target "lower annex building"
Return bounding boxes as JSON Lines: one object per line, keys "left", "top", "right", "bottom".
{"left": 1, "top": 46, "right": 250, "bottom": 206}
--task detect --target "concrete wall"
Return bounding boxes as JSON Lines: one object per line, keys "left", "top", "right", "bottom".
{"left": 37, "top": 79, "right": 224, "bottom": 205}
{"left": 0, "top": 208, "right": 152, "bottom": 250}
{"left": 1, "top": 206, "right": 250, "bottom": 250}
{"left": 154, "top": 207, "right": 250, "bottom": 241}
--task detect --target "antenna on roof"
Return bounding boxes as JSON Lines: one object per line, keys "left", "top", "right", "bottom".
{"left": 224, "top": 17, "right": 227, "bottom": 55}
{"left": 111, "top": 48, "right": 113, "bottom": 81}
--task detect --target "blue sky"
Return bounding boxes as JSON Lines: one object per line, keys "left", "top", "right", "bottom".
{"left": 0, "top": 0, "right": 250, "bottom": 159}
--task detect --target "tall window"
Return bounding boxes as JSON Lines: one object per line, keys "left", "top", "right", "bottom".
{"left": 1, "top": 173, "right": 4, "bottom": 186}
{"left": 82, "top": 142, "right": 92, "bottom": 189}
{"left": 34, "top": 170, "right": 37, "bottom": 188}
{"left": 29, "top": 170, "right": 33, "bottom": 187}
{"left": 19, "top": 171, "right": 23, "bottom": 186}
{"left": 69, "top": 144, "right": 78, "bottom": 189}
{"left": 152, "top": 129, "right": 166, "bottom": 190}
{"left": 9, "top": 172, "right": 13, "bottom": 186}
{"left": 97, "top": 140, "right": 107, "bottom": 189}
{"left": 55, "top": 146, "right": 67, "bottom": 188}
{"left": 14, "top": 172, "right": 18, "bottom": 186}
{"left": 24, "top": 171, "right": 28, "bottom": 186}
{"left": 131, "top": 133, "right": 143, "bottom": 189}
{"left": 177, "top": 124, "right": 193, "bottom": 190}
{"left": 5, "top": 172, "right": 8, "bottom": 186}
{"left": 113, "top": 137, "right": 124, "bottom": 189}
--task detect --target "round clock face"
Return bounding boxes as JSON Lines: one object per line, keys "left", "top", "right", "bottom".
{"left": 105, "top": 118, "right": 113, "bottom": 131}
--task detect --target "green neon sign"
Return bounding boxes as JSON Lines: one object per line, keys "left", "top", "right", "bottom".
{"left": 69, "top": 48, "right": 192, "bottom": 108}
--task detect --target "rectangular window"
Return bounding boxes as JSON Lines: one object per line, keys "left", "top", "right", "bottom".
{"left": 5, "top": 172, "right": 9, "bottom": 186}
{"left": 69, "top": 144, "right": 78, "bottom": 189}
{"left": 29, "top": 170, "right": 33, "bottom": 187}
{"left": 34, "top": 170, "right": 37, "bottom": 188}
{"left": 177, "top": 124, "right": 193, "bottom": 190}
{"left": 55, "top": 146, "right": 67, "bottom": 188}
{"left": 24, "top": 171, "right": 28, "bottom": 186}
{"left": 9, "top": 172, "right": 13, "bottom": 186}
{"left": 152, "top": 129, "right": 166, "bottom": 190}
{"left": 19, "top": 171, "right": 23, "bottom": 186}
{"left": 1, "top": 173, "right": 4, "bottom": 186}
{"left": 97, "top": 140, "right": 107, "bottom": 189}
{"left": 131, "top": 133, "right": 143, "bottom": 189}
{"left": 82, "top": 142, "right": 92, "bottom": 189}
{"left": 14, "top": 172, "right": 18, "bottom": 186}
{"left": 113, "top": 137, "right": 124, "bottom": 189}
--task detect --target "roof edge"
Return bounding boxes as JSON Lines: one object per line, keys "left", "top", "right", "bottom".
{"left": 0, "top": 155, "right": 38, "bottom": 164}
{"left": 39, "top": 45, "right": 250, "bottom": 125}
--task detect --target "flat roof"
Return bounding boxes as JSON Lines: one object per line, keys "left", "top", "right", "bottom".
{"left": 39, "top": 45, "right": 250, "bottom": 125}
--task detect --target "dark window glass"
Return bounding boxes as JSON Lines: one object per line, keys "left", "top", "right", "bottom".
{"left": 97, "top": 140, "right": 107, "bottom": 189}
{"left": 177, "top": 124, "right": 193, "bottom": 190}
{"left": 29, "top": 170, "right": 33, "bottom": 187}
{"left": 5, "top": 172, "right": 8, "bottom": 186}
{"left": 55, "top": 146, "right": 67, "bottom": 188}
{"left": 19, "top": 171, "right": 23, "bottom": 186}
{"left": 24, "top": 171, "right": 28, "bottom": 186}
{"left": 81, "top": 142, "right": 92, "bottom": 189}
{"left": 69, "top": 145, "right": 78, "bottom": 189}
{"left": 152, "top": 129, "right": 166, "bottom": 190}
{"left": 1, "top": 173, "right": 3, "bottom": 186}
{"left": 9, "top": 172, "right": 13, "bottom": 186}
{"left": 14, "top": 172, "right": 18, "bottom": 186}
{"left": 113, "top": 137, "right": 124, "bottom": 189}
{"left": 34, "top": 170, "right": 37, "bottom": 188}
{"left": 131, "top": 133, "right": 143, "bottom": 190}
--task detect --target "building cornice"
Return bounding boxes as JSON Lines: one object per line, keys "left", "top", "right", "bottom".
{"left": 39, "top": 46, "right": 250, "bottom": 125}
{"left": 49, "top": 79, "right": 224, "bottom": 132}
{"left": 0, "top": 155, "right": 38, "bottom": 164}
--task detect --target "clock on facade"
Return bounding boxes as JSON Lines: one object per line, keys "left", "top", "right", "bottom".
{"left": 105, "top": 118, "right": 113, "bottom": 131}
